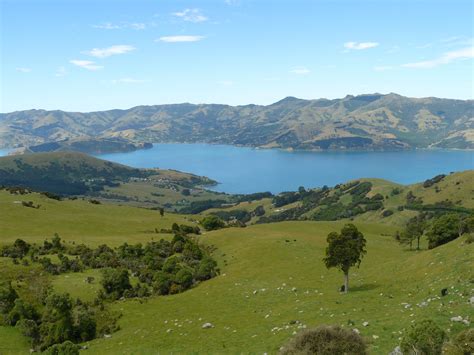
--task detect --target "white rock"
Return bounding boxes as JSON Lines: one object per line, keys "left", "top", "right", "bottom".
{"left": 362, "top": 321, "right": 369, "bottom": 327}
{"left": 104, "top": 334, "right": 112, "bottom": 338}
{"left": 352, "top": 328, "right": 360, "bottom": 334}
{"left": 450, "top": 316, "right": 463, "bottom": 322}
{"left": 372, "top": 335, "right": 379, "bottom": 339}
{"left": 202, "top": 322, "right": 214, "bottom": 329}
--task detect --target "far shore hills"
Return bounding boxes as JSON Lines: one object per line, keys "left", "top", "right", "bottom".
{"left": 1, "top": 93, "right": 473, "bottom": 153}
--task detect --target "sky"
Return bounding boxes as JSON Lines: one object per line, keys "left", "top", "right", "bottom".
{"left": 1, "top": 0, "right": 473, "bottom": 112}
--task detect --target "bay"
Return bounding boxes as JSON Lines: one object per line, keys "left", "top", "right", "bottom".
{"left": 97, "top": 144, "right": 474, "bottom": 194}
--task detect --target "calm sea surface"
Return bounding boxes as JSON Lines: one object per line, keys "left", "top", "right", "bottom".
{"left": 95, "top": 144, "right": 474, "bottom": 194}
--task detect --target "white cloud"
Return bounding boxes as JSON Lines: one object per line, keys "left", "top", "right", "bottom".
{"left": 92, "top": 22, "right": 146, "bottom": 30}
{"left": 55, "top": 66, "right": 67, "bottom": 77}
{"left": 403, "top": 46, "right": 474, "bottom": 68}
{"left": 173, "top": 8, "right": 208, "bottom": 23}
{"left": 373, "top": 65, "right": 393, "bottom": 72}
{"left": 70, "top": 60, "right": 103, "bottom": 71}
{"left": 129, "top": 23, "right": 146, "bottom": 30}
{"left": 84, "top": 45, "right": 135, "bottom": 58}
{"left": 157, "top": 35, "right": 205, "bottom": 43}
{"left": 92, "top": 22, "right": 120, "bottom": 30}
{"left": 16, "top": 67, "right": 32, "bottom": 73}
{"left": 344, "top": 41, "right": 379, "bottom": 50}
{"left": 290, "top": 66, "right": 310, "bottom": 75}
{"left": 112, "top": 78, "right": 148, "bottom": 84}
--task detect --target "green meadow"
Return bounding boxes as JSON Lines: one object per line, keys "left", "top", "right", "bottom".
{"left": 1, "top": 189, "right": 472, "bottom": 353}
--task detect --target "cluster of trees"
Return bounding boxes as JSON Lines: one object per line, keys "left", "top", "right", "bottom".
{"left": 0, "top": 283, "right": 119, "bottom": 353}
{"left": 396, "top": 213, "right": 473, "bottom": 250}
{"left": 209, "top": 205, "right": 265, "bottom": 226}
{"left": 2, "top": 232, "right": 219, "bottom": 298}
{"left": 260, "top": 181, "right": 383, "bottom": 224}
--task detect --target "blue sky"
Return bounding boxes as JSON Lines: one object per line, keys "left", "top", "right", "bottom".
{"left": 1, "top": 0, "right": 473, "bottom": 112}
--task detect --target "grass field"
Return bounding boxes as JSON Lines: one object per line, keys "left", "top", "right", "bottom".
{"left": 1, "top": 193, "right": 472, "bottom": 354}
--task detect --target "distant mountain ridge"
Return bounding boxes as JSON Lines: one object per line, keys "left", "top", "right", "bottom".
{"left": 1, "top": 93, "right": 473, "bottom": 150}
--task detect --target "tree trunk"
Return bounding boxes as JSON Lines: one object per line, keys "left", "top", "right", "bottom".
{"left": 416, "top": 236, "right": 420, "bottom": 250}
{"left": 344, "top": 272, "right": 349, "bottom": 293}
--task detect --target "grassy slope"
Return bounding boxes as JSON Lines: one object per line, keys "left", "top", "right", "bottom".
{"left": 81, "top": 223, "right": 472, "bottom": 354}
{"left": 0, "top": 178, "right": 472, "bottom": 354}
{"left": 0, "top": 190, "right": 193, "bottom": 246}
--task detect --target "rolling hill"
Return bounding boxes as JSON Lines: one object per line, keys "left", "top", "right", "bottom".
{"left": 0, "top": 152, "right": 217, "bottom": 203}
{"left": 1, "top": 93, "right": 473, "bottom": 150}
{"left": 0, "top": 188, "right": 472, "bottom": 353}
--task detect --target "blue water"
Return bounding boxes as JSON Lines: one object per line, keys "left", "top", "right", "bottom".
{"left": 96, "top": 144, "right": 474, "bottom": 194}
{"left": 0, "top": 149, "right": 12, "bottom": 156}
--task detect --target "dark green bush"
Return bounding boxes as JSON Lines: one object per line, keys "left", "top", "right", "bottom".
{"left": 280, "top": 325, "right": 367, "bottom": 355}
{"left": 400, "top": 319, "right": 446, "bottom": 355}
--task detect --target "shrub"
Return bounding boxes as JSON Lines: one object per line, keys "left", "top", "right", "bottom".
{"left": 7, "top": 299, "right": 39, "bottom": 325}
{"left": 174, "top": 269, "right": 193, "bottom": 290}
{"left": 280, "top": 325, "right": 367, "bottom": 355}
{"left": 444, "top": 328, "right": 474, "bottom": 355}
{"left": 152, "top": 272, "right": 172, "bottom": 295}
{"left": 43, "top": 340, "right": 80, "bottom": 355}
{"left": 16, "top": 319, "right": 39, "bottom": 343}
{"left": 200, "top": 215, "right": 225, "bottom": 231}
{"left": 382, "top": 209, "right": 394, "bottom": 217}
{"left": 100, "top": 269, "right": 131, "bottom": 299}
{"left": 400, "top": 319, "right": 446, "bottom": 355}
{"left": 0, "top": 282, "right": 19, "bottom": 322}
{"left": 426, "top": 214, "right": 462, "bottom": 249}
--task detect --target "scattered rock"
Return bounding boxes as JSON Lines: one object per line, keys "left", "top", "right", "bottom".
{"left": 352, "top": 328, "right": 360, "bottom": 334}
{"left": 202, "top": 322, "right": 214, "bottom": 329}
{"left": 450, "top": 316, "right": 463, "bottom": 322}
{"left": 362, "top": 321, "right": 369, "bottom": 327}
{"left": 389, "top": 346, "right": 403, "bottom": 355}
{"left": 104, "top": 334, "right": 112, "bottom": 338}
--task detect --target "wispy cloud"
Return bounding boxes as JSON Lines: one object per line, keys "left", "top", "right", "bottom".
{"left": 173, "top": 9, "right": 208, "bottom": 23}
{"left": 344, "top": 41, "right": 379, "bottom": 50}
{"left": 157, "top": 35, "right": 205, "bottom": 43}
{"left": 290, "top": 66, "right": 310, "bottom": 75}
{"left": 16, "top": 67, "right": 32, "bottom": 73}
{"left": 93, "top": 22, "right": 146, "bottom": 30}
{"left": 84, "top": 45, "right": 135, "bottom": 58}
{"left": 403, "top": 46, "right": 474, "bottom": 68}
{"left": 70, "top": 60, "right": 103, "bottom": 71}
{"left": 112, "top": 78, "right": 148, "bottom": 84}
{"left": 55, "top": 66, "right": 67, "bottom": 77}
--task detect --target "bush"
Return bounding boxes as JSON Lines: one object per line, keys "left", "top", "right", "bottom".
{"left": 43, "top": 340, "right": 80, "bottom": 355}
{"left": 426, "top": 214, "right": 462, "bottom": 249}
{"left": 16, "top": 319, "right": 39, "bottom": 342}
{"left": 400, "top": 319, "right": 446, "bottom": 355}
{"left": 0, "top": 282, "right": 19, "bottom": 322}
{"left": 280, "top": 325, "right": 367, "bottom": 355}
{"left": 200, "top": 215, "right": 225, "bottom": 231}
{"left": 152, "top": 272, "right": 172, "bottom": 295}
{"left": 100, "top": 269, "right": 131, "bottom": 299}
{"left": 174, "top": 269, "right": 193, "bottom": 290}
{"left": 444, "top": 328, "right": 474, "bottom": 354}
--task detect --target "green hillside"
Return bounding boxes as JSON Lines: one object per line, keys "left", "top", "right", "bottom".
{"left": 0, "top": 187, "right": 473, "bottom": 354}
{"left": 0, "top": 152, "right": 223, "bottom": 210}
{"left": 1, "top": 94, "right": 473, "bottom": 150}
{"left": 204, "top": 171, "right": 474, "bottom": 227}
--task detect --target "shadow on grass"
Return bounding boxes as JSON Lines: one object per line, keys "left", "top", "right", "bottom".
{"left": 350, "top": 283, "right": 380, "bottom": 292}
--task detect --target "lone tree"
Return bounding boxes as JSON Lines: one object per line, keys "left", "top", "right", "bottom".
{"left": 323, "top": 224, "right": 366, "bottom": 293}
